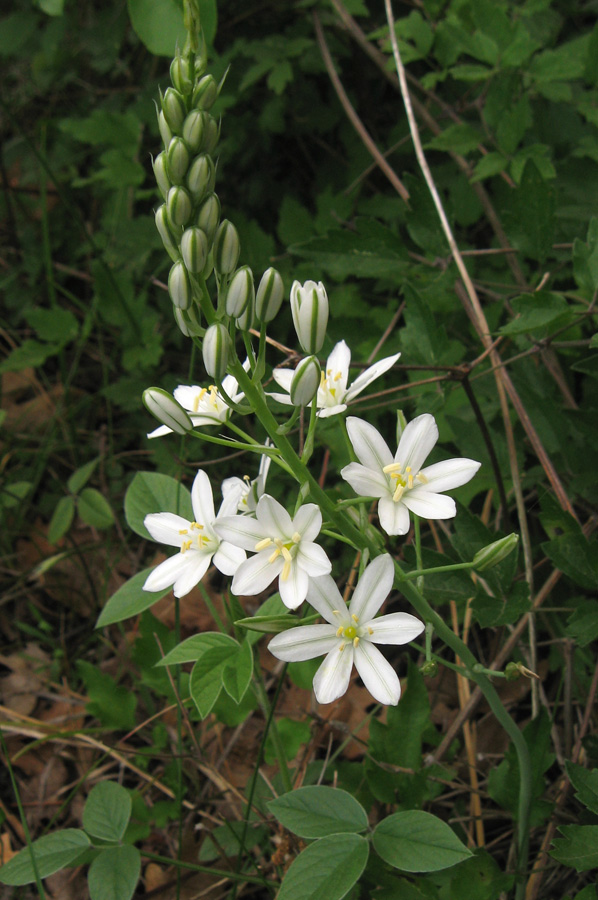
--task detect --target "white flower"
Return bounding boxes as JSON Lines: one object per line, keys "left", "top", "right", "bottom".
{"left": 341, "top": 414, "right": 481, "bottom": 536}
{"left": 214, "top": 495, "right": 332, "bottom": 609}
{"left": 290, "top": 280, "right": 329, "bottom": 355}
{"left": 143, "top": 470, "right": 246, "bottom": 598}
{"left": 268, "top": 555, "right": 424, "bottom": 705}
{"left": 147, "top": 370, "right": 245, "bottom": 438}
{"left": 270, "top": 340, "right": 400, "bottom": 418}
{"left": 221, "top": 444, "right": 272, "bottom": 513}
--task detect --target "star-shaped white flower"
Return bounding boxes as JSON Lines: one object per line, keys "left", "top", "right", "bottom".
{"left": 147, "top": 371, "right": 245, "bottom": 438}
{"left": 268, "top": 554, "right": 424, "bottom": 704}
{"left": 143, "top": 470, "right": 247, "bottom": 598}
{"left": 214, "top": 495, "right": 332, "bottom": 609}
{"left": 269, "top": 340, "right": 400, "bottom": 418}
{"left": 341, "top": 414, "right": 481, "bottom": 536}
{"left": 221, "top": 444, "right": 272, "bottom": 514}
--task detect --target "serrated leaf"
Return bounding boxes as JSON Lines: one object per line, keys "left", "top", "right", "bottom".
{"left": 124, "top": 472, "right": 192, "bottom": 540}
{"left": 550, "top": 825, "right": 598, "bottom": 872}
{"left": 68, "top": 458, "right": 99, "bottom": 494}
{"left": 565, "top": 600, "right": 598, "bottom": 647}
{"left": 78, "top": 488, "right": 115, "bottom": 529}
{"left": 0, "top": 339, "right": 59, "bottom": 373}
{"left": 499, "top": 292, "right": 568, "bottom": 336}
{"left": 470, "top": 152, "right": 508, "bottom": 182}
{"left": 277, "top": 833, "right": 369, "bottom": 900}
{"left": 222, "top": 639, "right": 253, "bottom": 703}
{"left": 88, "top": 845, "right": 141, "bottom": 900}
{"left": 0, "top": 830, "right": 90, "bottom": 885}
{"left": 501, "top": 160, "right": 555, "bottom": 262}
{"left": 48, "top": 496, "right": 75, "bottom": 544}
{"left": 542, "top": 532, "right": 598, "bottom": 590}
{"left": 83, "top": 782, "right": 132, "bottom": 842}
{"left": 426, "top": 123, "right": 482, "bottom": 155}
{"left": 25, "top": 307, "right": 78, "bottom": 344}
{"left": 269, "top": 786, "right": 368, "bottom": 839}
{"left": 290, "top": 219, "right": 408, "bottom": 279}
{"left": 96, "top": 569, "right": 171, "bottom": 627}
{"left": 566, "top": 762, "right": 598, "bottom": 815}
{"left": 157, "top": 632, "right": 238, "bottom": 666}
{"left": 372, "top": 811, "right": 472, "bottom": 872}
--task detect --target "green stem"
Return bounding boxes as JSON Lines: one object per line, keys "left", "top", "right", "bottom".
{"left": 252, "top": 671, "right": 293, "bottom": 794}
{"left": 141, "top": 851, "right": 275, "bottom": 887}
{"left": 399, "top": 561, "right": 475, "bottom": 580}
{"left": 300, "top": 396, "right": 319, "bottom": 463}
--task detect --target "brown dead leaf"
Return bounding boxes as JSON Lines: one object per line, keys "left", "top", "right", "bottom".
{"left": 0, "top": 643, "right": 50, "bottom": 717}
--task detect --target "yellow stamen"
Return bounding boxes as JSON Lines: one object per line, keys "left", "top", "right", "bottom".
{"left": 338, "top": 642, "right": 346, "bottom": 652}
{"left": 417, "top": 472, "right": 428, "bottom": 484}
{"left": 181, "top": 540, "right": 192, "bottom": 553}
{"left": 333, "top": 371, "right": 342, "bottom": 381}
{"left": 281, "top": 546, "right": 292, "bottom": 563}
{"left": 383, "top": 462, "right": 402, "bottom": 474}
{"left": 255, "top": 537, "right": 273, "bottom": 552}
{"left": 178, "top": 529, "right": 188, "bottom": 535}
{"left": 292, "top": 531, "right": 301, "bottom": 543}
{"left": 281, "top": 559, "right": 291, "bottom": 581}
{"left": 332, "top": 609, "right": 340, "bottom": 616}
{"left": 367, "top": 626, "right": 374, "bottom": 635}
{"left": 190, "top": 522, "right": 203, "bottom": 530}
{"left": 268, "top": 548, "right": 281, "bottom": 564}
{"left": 353, "top": 637, "right": 359, "bottom": 648}
{"left": 336, "top": 626, "right": 344, "bottom": 637}
{"left": 351, "top": 614, "right": 359, "bottom": 623}
{"left": 393, "top": 482, "right": 405, "bottom": 502}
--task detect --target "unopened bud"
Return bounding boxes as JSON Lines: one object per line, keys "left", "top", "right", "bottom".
{"left": 143, "top": 388, "right": 193, "bottom": 435}
{"left": 193, "top": 34, "right": 208, "bottom": 78}
{"left": 473, "top": 533, "right": 519, "bottom": 572}
{"left": 168, "top": 260, "right": 192, "bottom": 309}
{"left": 181, "top": 226, "right": 208, "bottom": 274}
{"left": 235, "top": 292, "right": 254, "bottom": 331}
{"left": 170, "top": 54, "right": 192, "bottom": 95}
{"left": 153, "top": 152, "right": 170, "bottom": 199}
{"left": 225, "top": 266, "right": 254, "bottom": 318}
{"left": 167, "top": 185, "right": 192, "bottom": 227}
{"left": 157, "top": 110, "right": 172, "bottom": 147}
{"left": 256, "top": 267, "right": 284, "bottom": 323}
{"left": 166, "top": 137, "right": 190, "bottom": 184}
{"left": 155, "top": 204, "right": 181, "bottom": 262}
{"left": 202, "top": 323, "right": 231, "bottom": 382}
{"left": 196, "top": 193, "right": 220, "bottom": 242}
{"left": 161, "top": 87, "right": 186, "bottom": 133}
{"left": 192, "top": 74, "right": 218, "bottom": 110}
{"left": 186, "top": 153, "right": 215, "bottom": 204}
{"left": 173, "top": 304, "right": 202, "bottom": 337}
{"left": 202, "top": 116, "right": 219, "bottom": 155}
{"left": 505, "top": 662, "right": 521, "bottom": 682}
{"left": 213, "top": 220, "right": 240, "bottom": 274}
{"left": 182, "top": 109, "right": 207, "bottom": 153}
{"left": 420, "top": 660, "right": 439, "bottom": 677}
{"left": 290, "top": 356, "right": 321, "bottom": 407}
{"left": 290, "top": 280, "right": 329, "bottom": 355}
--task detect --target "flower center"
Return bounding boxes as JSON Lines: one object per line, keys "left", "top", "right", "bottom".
{"left": 254, "top": 532, "right": 303, "bottom": 581}
{"left": 382, "top": 462, "right": 428, "bottom": 502}
{"left": 178, "top": 521, "right": 213, "bottom": 553}
{"left": 319, "top": 367, "right": 343, "bottom": 404}
{"left": 192, "top": 385, "right": 221, "bottom": 412}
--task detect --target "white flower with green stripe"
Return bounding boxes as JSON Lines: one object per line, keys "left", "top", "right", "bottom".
{"left": 147, "top": 370, "right": 246, "bottom": 438}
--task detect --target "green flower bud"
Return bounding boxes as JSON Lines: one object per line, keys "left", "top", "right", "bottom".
{"left": 192, "top": 74, "right": 218, "bottom": 110}
{"left": 152, "top": 152, "right": 170, "bottom": 199}
{"left": 290, "top": 356, "right": 321, "bottom": 407}
{"left": 170, "top": 54, "right": 192, "bottom": 95}
{"left": 173, "top": 303, "right": 202, "bottom": 337}
{"left": 202, "top": 323, "right": 231, "bottom": 382}
{"left": 202, "top": 116, "right": 219, "bottom": 155}
{"left": 473, "top": 533, "right": 519, "bottom": 572}
{"left": 196, "top": 193, "right": 220, "bottom": 242}
{"left": 155, "top": 204, "right": 181, "bottom": 262}
{"left": 168, "top": 260, "right": 192, "bottom": 309}
{"left": 186, "top": 153, "right": 215, "bottom": 204}
{"left": 166, "top": 137, "right": 190, "bottom": 184}
{"left": 182, "top": 109, "right": 207, "bottom": 153}
{"left": 505, "top": 662, "right": 521, "bottom": 682}
{"left": 213, "top": 220, "right": 240, "bottom": 275}
{"left": 161, "top": 87, "right": 186, "bottom": 133}
{"left": 167, "top": 185, "right": 192, "bottom": 227}
{"left": 157, "top": 110, "right": 172, "bottom": 147}
{"left": 235, "top": 295, "right": 254, "bottom": 332}
{"left": 143, "top": 387, "right": 193, "bottom": 435}
{"left": 290, "top": 280, "right": 329, "bottom": 355}
{"left": 193, "top": 33, "right": 208, "bottom": 78}
{"left": 181, "top": 226, "right": 208, "bottom": 273}
{"left": 256, "top": 267, "right": 284, "bottom": 323}
{"left": 420, "top": 660, "right": 439, "bottom": 677}
{"left": 225, "top": 266, "right": 254, "bottom": 318}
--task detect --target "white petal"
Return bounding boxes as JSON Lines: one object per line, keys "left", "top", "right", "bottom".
{"left": 272, "top": 368, "right": 294, "bottom": 392}
{"left": 317, "top": 404, "right": 347, "bottom": 418}
{"left": 396, "top": 414, "right": 438, "bottom": 472}
{"left": 354, "top": 642, "right": 401, "bottom": 705}
{"left": 346, "top": 417, "right": 393, "bottom": 471}
{"left": 279, "top": 563, "right": 309, "bottom": 609}
{"left": 214, "top": 514, "right": 267, "bottom": 550}
{"left": 218, "top": 483, "right": 246, "bottom": 518}
{"left": 306, "top": 573, "right": 347, "bottom": 626}
{"left": 366, "top": 612, "right": 425, "bottom": 645}
{"left": 419, "top": 458, "right": 481, "bottom": 492}
{"left": 190, "top": 413, "right": 227, "bottom": 426}
{"left": 269, "top": 625, "right": 339, "bottom": 662}
{"left": 191, "top": 470, "right": 215, "bottom": 526}
{"left": 325, "top": 341, "right": 351, "bottom": 394}
{"left": 212, "top": 541, "right": 247, "bottom": 577}
{"left": 267, "top": 392, "right": 294, "bottom": 406}
{"left": 378, "top": 497, "right": 410, "bottom": 535}
{"left": 297, "top": 542, "right": 332, "bottom": 578}
{"left": 313, "top": 644, "right": 354, "bottom": 704}
{"left": 232, "top": 551, "right": 282, "bottom": 596}
{"left": 173, "top": 385, "right": 202, "bottom": 410}
{"left": 292, "top": 504, "right": 322, "bottom": 543}
{"left": 256, "top": 494, "right": 293, "bottom": 539}
{"left": 341, "top": 462, "right": 388, "bottom": 498}
{"left": 173, "top": 552, "right": 212, "bottom": 597}
{"left": 402, "top": 490, "right": 456, "bottom": 520}
{"left": 349, "top": 555, "right": 394, "bottom": 622}
{"left": 144, "top": 512, "right": 192, "bottom": 547}
{"left": 147, "top": 424, "right": 172, "bottom": 439}
{"left": 143, "top": 554, "right": 187, "bottom": 592}
{"left": 345, "top": 352, "right": 400, "bottom": 401}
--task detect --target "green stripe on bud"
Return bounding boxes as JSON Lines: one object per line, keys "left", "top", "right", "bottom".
{"left": 173, "top": 303, "right": 202, "bottom": 337}
{"left": 290, "top": 356, "right": 321, "bottom": 407}
{"left": 186, "top": 154, "right": 215, "bottom": 204}
{"left": 168, "top": 260, "right": 192, "bottom": 309}
{"left": 196, "top": 193, "right": 220, "bottom": 242}
{"left": 181, "top": 226, "right": 209, "bottom": 273}
{"left": 161, "top": 87, "right": 186, "bottom": 133}
{"left": 202, "top": 323, "right": 231, "bottom": 382}
{"left": 157, "top": 109, "right": 172, "bottom": 147}
{"left": 155, "top": 204, "right": 181, "bottom": 262}
{"left": 182, "top": 109, "right": 207, "bottom": 153}
{"left": 225, "top": 266, "right": 254, "bottom": 318}
{"left": 170, "top": 54, "right": 192, "bottom": 95}
{"left": 202, "top": 116, "right": 219, "bottom": 155}
{"left": 256, "top": 267, "right": 284, "bottom": 323}
{"left": 153, "top": 152, "right": 171, "bottom": 199}
{"left": 473, "top": 533, "right": 519, "bottom": 571}
{"left": 166, "top": 137, "right": 190, "bottom": 184}
{"left": 167, "top": 185, "right": 192, "bottom": 227}
{"left": 143, "top": 387, "right": 193, "bottom": 434}
{"left": 235, "top": 296, "right": 254, "bottom": 332}
{"left": 192, "top": 74, "right": 218, "bottom": 110}
{"left": 290, "top": 280, "right": 329, "bottom": 355}
{"left": 213, "top": 220, "right": 240, "bottom": 275}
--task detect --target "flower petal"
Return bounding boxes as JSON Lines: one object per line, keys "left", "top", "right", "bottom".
{"left": 313, "top": 644, "right": 354, "bottom": 704}
{"left": 345, "top": 352, "right": 400, "bottom": 401}
{"left": 396, "top": 414, "right": 438, "bottom": 472}
{"left": 346, "top": 417, "right": 393, "bottom": 471}
{"left": 173, "top": 385, "right": 202, "bottom": 409}
{"left": 317, "top": 404, "right": 347, "bottom": 418}
{"left": 232, "top": 550, "right": 283, "bottom": 596}
{"left": 143, "top": 554, "right": 187, "bottom": 592}
{"left": 402, "top": 490, "right": 456, "bottom": 520}
{"left": 354, "top": 642, "right": 401, "bottom": 705}
{"left": 366, "top": 612, "right": 425, "bottom": 645}
{"left": 212, "top": 541, "right": 247, "bottom": 577}
{"left": 256, "top": 494, "right": 293, "bottom": 539}
{"left": 267, "top": 392, "right": 294, "bottom": 406}
{"left": 214, "top": 514, "right": 267, "bottom": 550}
{"left": 292, "top": 504, "right": 322, "bottom": 543}
{"left": 279, "top": 563, "right": 309, "bottom": 609}
{"left": 268, "top": 624, "right": 339, "bottom": 662}
{"left": 340, "top": 462, "right": 388, "bottom": 498}
{"left": 191, "top": 470, "right": 215, "bottom": 526}
{"left": 144, "top": 512, "right": 192, "bottom": 547}
{"left": 297, "top": 541, "right": 332, "bottom": 578}
{"left": 147, "top": 424, "right": 173, "bottom": 439}
{"left": 325, "top": 340, "right": 351, "bottom": 395}
{"left": 419, "top": 458, "right": 481, "bottom": 492}
{"left": 306, "top": 574, "right": 347, "bottom": 626}
{"left": 271, "top": 368, "right": 294, "bottom": 392}
{"left": 349, "top": 554, "right": 394, "bottom": 622}
{"left": 378, "top": 496, "right": 411, "bottom": 535}
{"left": 173, "top": 552, "right": 212, "bottom": 597}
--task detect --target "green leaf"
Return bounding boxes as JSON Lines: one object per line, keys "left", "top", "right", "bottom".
{"left": 426, "top": 123, "right": 482, "bottom": 155}
{"left": 470, "top": 152, "right": 508, "bottom": 183}
{"left": 0, "top": 830, "right": 90, "bottom": 885}
{"left": 126, "top": 0, "right": 185, "bottom": 56}
{"left": 157, "top": 632, "right": 238, "bottom": 666}
{"left": 269, "top": 786, "right": 368, "bottom": 839}
{"left": 542, "top": 532, "right": 598, "bottom": 590}
{"left": 190, "top": 641, "right": 242, "bottom": 718}
{"left": 471, "top": 580, "right": 531, "bottom": 628}
{"left": 264, "top": 718, "right": 311, "bottom": 765}
{"left": 566, "top": 762, "right": 598, "bottom": 815}
{"left": 372, "top": 811, "right": 472, "bottom": 872}
{"left": 277, "top": 833, "right": 369, "bottom": 900}
{"left": 449, "top": 64, "right": 493, "bottom": 82}
{"left": 38, "top": 0, "right": 65, "bottom": 14}
{"left": 0, "top": 339, "right": 60, "bottom": 373}
{"left": 88, "top": 845, "right": 141, "bottom": 900}
{"left": 566, "top": 600, "right": 598, "bottom": 647}
{"left": 222, "top": 639, "right": 253, "bottom": 703}
{"left": 78, "top": 488, "right": 115, "bottom": 530}
{"left": 1, "top": 481, "right": 32, "bottom": 510}
{"left": 499, "top": 292, "right": 568, "bottom": 336}
{"left": 83, "top": 782, "right": 132, "bottom": 843}
{"left": 77, "top": 661, "right": 137, "bottom": 730}
{"left": 290, "top": 219, "right": 409, "bottom": 279}
{"left": 550, "top": 825, "right": 598, "bottom": 872}
{"left": 501, "top": 160, "right": 555, "bottom": 262}
{"left": 25, "top": 307, "right": 78, "bottom": 344}
{"left": 96, "top": 569, "right": 171, "bottom": 627}
{"left": 124, "top": 472, "right": 192, "bottom": 540}
{"left": 68, "top": 458, "right": 99, "bottom": 494}
{"left": 48, "top": 496, "right": 75, "bottom": 544}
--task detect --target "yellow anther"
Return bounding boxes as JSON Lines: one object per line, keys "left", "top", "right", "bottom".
{"left": 393, "top": 482, "right": 405, "bottom": 502}
{"left": 336, "top": 626, "right": 344, "bottom": 637}
{"left": 274, "top": 538, "right": 285, "bottom": 549}
{"left": 338, "top": 642, "right": 346, "bottom": 652}
{"left": 407, "top": 474, "right": 414, "bottom": 488}
{"left": 417, "top": 472, "right": 428, "bottom": 484}
{"left": 383, "top": 462, "right": 402, "bottom": 474}
{"left": 281, "top": 559, "right": 291, "bottom": 581}
{"left": 292, "top": 531, "right": 302, "bottom": 543}
{"left": 351, "top": 614, "right": 359, "bottom": 623}
{"left": 353, "top": 637, "right": 360, "bottom": 648}
{"left": 243, "top": 474, "right": 251, "bottom": 483}
{"left": 178, "top": 529, "right": 188, "bottom": 535}
{"left": 332, "top": 609, "right": 340, "bottom": 616}
{"left": 327, "top": 368, "right": 332, "bottom": 375}
{"left": 281, "top": 546, "right": 292, "bottom": 563}
{"left": 333, "top": 371, "right": 342, "bottom": 381}
{"left": 255, "top": 537, "right": 273, "bottom": 552}
{"left": 268, "top": 548, "right": 281, "bottom": 564}
{"left": 181, "top": 540, "right": 192, "bottom": 553}
{"left": 320, "top": 371, "right": 327, "bottom": 387}
{"left": 367, "top": 626, "right": 374, "bottom": 635}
